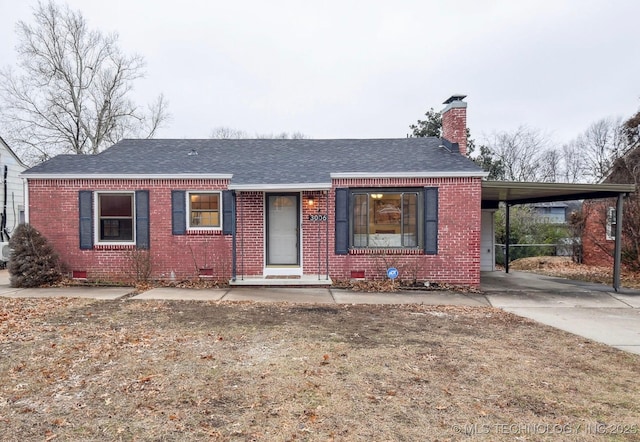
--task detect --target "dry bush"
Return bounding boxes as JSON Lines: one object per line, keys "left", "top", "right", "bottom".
{"left": 7, "top": 224, "right": 63, "bottom": 287}
{"left": 126, "top": 249, "right": 152, "bottom": 284}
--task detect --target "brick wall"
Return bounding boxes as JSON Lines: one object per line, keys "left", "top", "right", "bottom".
{"left": 301, "top": 191, "right": 331, "bottom": 276}
{"left": 234, "top": 191, "right": 264, "bottom": 275}
{"left": 28, "top": 179, "right": 232, "bottom": 282}
{"left": 330, "top": 177, "right": 483, "bottom": 286}
{"left": 28, "top": 176, "right": 483, "bottom": 286}
{"left": 582, "top": 199, "right": 614, "bottom": 267}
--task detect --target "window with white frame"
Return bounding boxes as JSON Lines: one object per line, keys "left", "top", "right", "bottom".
{"left": 606, "top": 206, "right": 616, "bottom": 241}
{"left": 351, "top": 190, "right": 421, "bottom": 248}
{"left": 188, "top": 192, "right": 221, "bottom": 229}
{"left": 97, "top": 193, "right": 135, "bottom": 242}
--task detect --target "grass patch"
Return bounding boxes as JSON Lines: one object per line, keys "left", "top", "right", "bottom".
{"left": 1, "top": 297, "right": 640, "bottom": 441}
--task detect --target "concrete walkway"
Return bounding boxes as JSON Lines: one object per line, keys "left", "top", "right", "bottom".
{"left": 0, "top": 270, "right": 488, "bottom": 306}
{"left": 0, "top": 271, "right": 131, "bottom": 300}
{"left": 482, "top": 271, "right": 640, "bottom": 355}
{"left": 2, "top": 269, "right": 640, "bottom": 355}
{"left": 134, "top": 285, "right": 490, "bottom": 306}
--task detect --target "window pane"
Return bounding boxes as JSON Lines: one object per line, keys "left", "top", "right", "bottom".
{"left": 353, "top": 194, "right": 368, "bottom": 247}
{"left": 370, "top": 193, "right": 402, "bottom": 247}
{"left": 191, "top": 211, "right": 219, "bottom": 227}
{"left": 403, "top": 193, "right": 418, "bottom": 247}
{"left": 100, "top": 194, "right": 132, "bottom": 217}
{"left": 189, "top": 193, "right": 220, "bottom": 227}
{"left": 351, "top": 191, "right": 422, "bottom": 249}
{"left": 371, "top": 194, "right": 401, "bottom": 230}
{"left": 100, "top": 219, "right": 133, "bottom": 241}
{"left": 98, "top": 194, "right": 134, "bottom": 242}
{"left": 191, "top": 193, "right": 219, "bottom": 210}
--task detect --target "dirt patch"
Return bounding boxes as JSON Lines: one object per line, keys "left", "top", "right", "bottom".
{"left": 1, "top": 297, "right": 640, "bottom": 441}
{"left": 509, "top": 256, "right": 640, "bottom": 288}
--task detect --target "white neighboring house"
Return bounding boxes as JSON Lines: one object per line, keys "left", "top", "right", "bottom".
{"left": 0, "top": 136, "right": 27, "bottom": 263}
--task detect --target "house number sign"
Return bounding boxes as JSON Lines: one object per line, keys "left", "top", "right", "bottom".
{"left": 308, "top": 214, "right": 328, "bottom": 221}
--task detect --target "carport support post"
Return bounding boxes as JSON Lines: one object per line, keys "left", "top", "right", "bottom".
{"left": 613, "top": 193, "right": 624, "bottom": 291}
{"left": 505, "top": 203, "right": 511, "bottom": 273}
{"left": 231, "top": 191, "right": 237, "bottom": 282}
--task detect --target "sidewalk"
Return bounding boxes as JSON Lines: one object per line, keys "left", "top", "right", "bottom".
{"left": 0, "top": 270, "right": 134, "bottom": 300}
{"left": 0, "top": 269, "right": 488, "bottom": 305}
{"left": 134, "top": 286, "right": 490, "bottom": 306}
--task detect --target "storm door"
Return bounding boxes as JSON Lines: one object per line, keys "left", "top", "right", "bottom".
{"left": 266, "top": 194, "right": 300, "bottom": 265}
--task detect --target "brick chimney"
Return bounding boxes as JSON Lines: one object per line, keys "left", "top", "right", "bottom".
{"left": 441, "top": 94, "right": 467, "bottom": 155}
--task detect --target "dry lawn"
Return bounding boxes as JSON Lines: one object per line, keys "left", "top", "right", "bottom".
{"left": 1, "top": 296, "right": 640, "bottom": 441}
{"left": 509, "top": 256, "right": 640, "bottom": 288}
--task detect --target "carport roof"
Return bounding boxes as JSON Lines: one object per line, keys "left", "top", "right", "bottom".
{"left": 482, "top": 181, "right": 636, "bottom": 205}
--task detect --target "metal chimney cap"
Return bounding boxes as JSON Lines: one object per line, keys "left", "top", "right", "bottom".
{"left": 443, "top": 94, "right": 467, "bottom": 104}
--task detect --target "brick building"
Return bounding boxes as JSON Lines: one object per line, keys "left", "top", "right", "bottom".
{"left": 582, "top": 145, "right": 640, "bottom": 268}
{"left": 23, "top": 96, "right": 491, "bottom": 287}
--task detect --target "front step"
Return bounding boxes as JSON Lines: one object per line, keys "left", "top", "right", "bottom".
{"left": 229, "top": 274, "right": 332, "bottom": 287}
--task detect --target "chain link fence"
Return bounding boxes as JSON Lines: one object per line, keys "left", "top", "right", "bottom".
{"left": 495, "top": 241, "right": 582, "bottom": 266}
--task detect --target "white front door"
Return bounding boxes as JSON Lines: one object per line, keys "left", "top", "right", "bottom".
{"left": 266, "top": 194, "right": 299, "bottom": 266}
{"left": 480, "top": 210, "right": 495, "bottom": 271}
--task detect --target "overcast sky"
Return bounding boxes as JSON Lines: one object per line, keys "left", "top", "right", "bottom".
{"left": 1, "top": 0, "right": 639, "bottom": 147}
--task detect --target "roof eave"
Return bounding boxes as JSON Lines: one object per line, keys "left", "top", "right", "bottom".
{"left": 228, "top": 183, "right": 332, "bottom": 191}
{"left": 0, "top": 136, "right": 28, "bottom": 169}
{"left": 21, "top": 173, "right": 234, "bottom": 180}
{"left": 330, "top": 171, "right": 488, "bottom": 179}
{"left": 482, "top": 181, "right": 637, "bottom": 204}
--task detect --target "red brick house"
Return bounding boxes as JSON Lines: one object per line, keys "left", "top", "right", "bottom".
{"left": 22, "top": 95, "right": 489, "bottom": 286}
{"left": 582, "top": 201, "right": 617, "bottom": 267}
{"left": 582, "top": 145, "right": 640, "bottom": 269}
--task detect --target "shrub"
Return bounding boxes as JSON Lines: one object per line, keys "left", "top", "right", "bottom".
{"left": 8, "top": 224, "right": 63, "bottom": 288}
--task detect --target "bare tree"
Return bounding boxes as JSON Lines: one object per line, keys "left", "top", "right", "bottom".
{"left": 256, "top": 131, "right": 307, "bottom": 139}
{"left": 622, "top": 109, "right": 640, "bottom": 153}
{"left": 572, "top": 117, "right": 625, "bottom": 183}
{"left": 210, "top": 126, "right": 248, "bottom": 139}
{"left": 0, "top": 1, "right": 169, "bottom": 164}
{"left": 210, "top": 127, "right": 307, "bottom": 140}
{"left": 484, "top": 126, "right": 551, "bottom": 182}
{"left": 538, "top": 149, "right": 561, "bottom": 183}
{"left": 560, "top": 141, "right": 587, "bottom": 183}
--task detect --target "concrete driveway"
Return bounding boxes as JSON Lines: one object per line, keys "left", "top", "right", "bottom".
{"left": 482, "top": 271, "right": 640, "bottom": 355}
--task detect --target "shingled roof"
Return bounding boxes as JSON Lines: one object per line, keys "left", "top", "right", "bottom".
{"left": 23, "top": 138, "right": 486, "bottom": 186}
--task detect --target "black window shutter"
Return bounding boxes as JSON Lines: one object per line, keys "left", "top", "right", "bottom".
{"left": 335, "top": 188, "right": 349, "bottom": 255}
{"left": 135, "top": 190, "right": 150, "bottom": 249}
{"left": 222, "top": 190, "right": 235, "bottom": 235}
{"left": 78, "top": 191, "right": 93, "bottom": 250}
{"left": 172, "top": 190, "right": 186, "bottom": 235}
{"left": 424, "top": 187, "right": 438, "bottom": 255}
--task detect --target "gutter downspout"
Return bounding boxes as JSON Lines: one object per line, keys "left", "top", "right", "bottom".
{"left": 505, "top": 203, "right": 511, "bottom": 273}
{"left": 23, "top": 177, "right": 28, "bottom": 224}
{"left": 240, "top": 193, "right": 244, "bottom": 280}
{"left": 1, "top": 166, "right": 7, "bottom": 241}
{"left": 317, "top": 192, "right": 321, "bottom": 281}
{"left": 231, "top": 191, "right": 237, "bottom": 282}
{"left": 325, "top": 190, "right": 329, "bottom": 281}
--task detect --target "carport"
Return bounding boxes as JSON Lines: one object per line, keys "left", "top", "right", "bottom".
{"left": 481, "top": 181, "right": 636, "bottom": 291}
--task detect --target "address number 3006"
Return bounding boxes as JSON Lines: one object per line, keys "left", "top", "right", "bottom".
{"left": 308, "top": 214, "right": 328, "bottom": 221}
